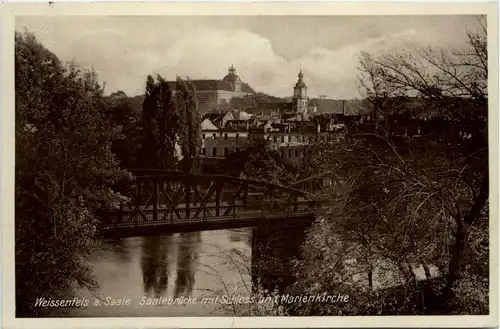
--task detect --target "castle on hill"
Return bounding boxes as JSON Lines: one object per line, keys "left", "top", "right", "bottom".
{"left": 167, "top": 65, "right": 313, "bottom": 117}
{"left": 167, "top": 65, "right": 255, "bottom": 115}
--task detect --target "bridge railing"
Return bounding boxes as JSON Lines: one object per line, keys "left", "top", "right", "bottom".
{"left": 100, "top": 172, "right": 324, "bottom": 230}
{"left": 102, "top": 200, "right": 318, "bottom": 229}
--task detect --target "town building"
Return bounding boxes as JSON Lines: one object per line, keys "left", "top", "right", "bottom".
{"left": 201, "top": 128, "right": 250, "bottom": 158}
{"left": 196, "top": 67, "right": 358, "bottom": 163}
{"left": 169, "top": 65, "right": 256, "bottom": 115}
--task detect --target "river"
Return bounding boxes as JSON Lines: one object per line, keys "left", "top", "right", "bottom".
{"left": 69, "top": 228, "right": 255, "bottom": 316}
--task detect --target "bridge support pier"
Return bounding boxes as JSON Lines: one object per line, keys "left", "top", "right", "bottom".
{"left": 243, "top": 184, "right": 248, "bottom": 210}
{"left": 185, "top": 176, "right": 191, "bottom": 219}
{"left": 153, "top": 180, "right": 159, "bottom": 222}
{"left": 251, "top": 216, "right": 316, "bottom": 295}
{"left": 215, "top": 183, "right": 221, "bottom": 217}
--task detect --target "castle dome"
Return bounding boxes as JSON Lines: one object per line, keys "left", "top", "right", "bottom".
{"left": 222, "top": 64, "right": 242, "bottom": 84}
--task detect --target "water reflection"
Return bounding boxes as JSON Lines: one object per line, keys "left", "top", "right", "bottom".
{"left": 67, "top": 228, "right": 261, "bottom": 316}
{"left": 228, "top": 228, "right": 253, "bottom": 249}
{"left": 174, "top": 232, "right": 201, "bottom": 298}
{"left": 105, "top": 237, "right": 131, "bottom": 263}
{"left": 229, "top": 229, "right": 242, "bottom": 242}
{"left": 141, "top": 235, "right": 171, "bottom": 297}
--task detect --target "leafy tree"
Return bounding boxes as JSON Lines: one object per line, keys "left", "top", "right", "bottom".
{"left": 106, "top": 91, "right": 142, "bottom": 169}
{"left": 140, "top": 75, "right": 180, "bottom": 170}
{"left": 139, "top": 75, "right": 201, "bottom": 172}
{"left": 15, "top": 32, "right": 127, "bottom": 316}
{"left": 175, "top": 77, "right": 201, "bottom": 173}
{"left": 219, "top": 137, "right": 296, "bottom": 185}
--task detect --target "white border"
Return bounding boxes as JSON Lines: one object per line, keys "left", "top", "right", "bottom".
{"left": 1, "top": 2, "right": 498, "bottom": 328}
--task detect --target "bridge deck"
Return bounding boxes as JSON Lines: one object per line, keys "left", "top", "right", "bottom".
{"left": 100, "top": 201, "right": 328, "bottom": 237}
{"left": 100, "top": 211, "right": 318, "bottom": 237}
{"left": 100, "top": 171, "right": 330, "bottom": 237}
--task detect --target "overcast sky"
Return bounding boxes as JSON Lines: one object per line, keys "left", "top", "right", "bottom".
{"left": 17, "top": 15, "right": 483, "bottom": 99}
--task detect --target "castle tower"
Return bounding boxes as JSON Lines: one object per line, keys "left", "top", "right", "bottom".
{"left": 222, "top": 64, "right": 242, "bottom": 92}
{"left": 293, "top": 69, "right": 308, "bottom": 114}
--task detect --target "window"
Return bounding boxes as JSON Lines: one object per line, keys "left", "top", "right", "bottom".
{"left": 288, "top": 150, "right": 292, "bottom": 158}
{"left": 224, "top": 133, "right": 228, "bottom": 140}
{"left": 297, "top": 149, "right": 302, "bottom": 158}
{"left": 281, "top": 136, "right": 285, "bottom": 143}
{"left": 202, "top": 133, "right": 206, "bottom": 139}
{"left": 212, "top": 148, "right": 217, "bottom": 156}
{"left": 236, "top": 133, "right": 239, "bottom": 139}
{"left": 201, "top": 148, "right": 206, "bottom": 156}
{"left": 224, "top": 147, "right": 229, "bottom": 156}
{"left": 213, "top": 133, "right": 217, "bottom": 139}
{"left": 273, "top": 135, "right": 277, "bottom": 142}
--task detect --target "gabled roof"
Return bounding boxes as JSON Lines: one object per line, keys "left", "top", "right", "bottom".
{"left": 168, "top": 80, "right": 255, "bottom": 93}
{"left": 202, "top": 112, "right": 224, "bottom": 121}
{"left": 201, "top": 118, "right": 218, "bottom": 131}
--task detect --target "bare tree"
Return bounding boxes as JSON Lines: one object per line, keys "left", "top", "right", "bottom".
{"left": 354, "top": 16, "right": 488, "bottom": 310}
{"left": 292, "top": 16, "right": 490, "bottom": 316}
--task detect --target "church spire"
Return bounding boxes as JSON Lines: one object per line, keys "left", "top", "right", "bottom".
{"left": 229, "top": 64, "right": 236, "bottom": 75}
{"left": 293, "top": 66, "right": 308, "bottom": 114}
{"left": 294, "top": 66, "right": 306, "bottom": 89}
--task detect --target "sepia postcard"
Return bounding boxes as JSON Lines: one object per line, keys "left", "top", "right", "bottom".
{"left": 1, "top": 1, "right": 498, "bottom": 328}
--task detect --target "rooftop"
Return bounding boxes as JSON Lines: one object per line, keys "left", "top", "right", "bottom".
{"left": 167, "top": 80, "right": 255, "bottom": 93}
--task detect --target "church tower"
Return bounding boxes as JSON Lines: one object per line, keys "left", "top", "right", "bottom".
{"left": 293, "top": 69, "right": 308, "bottom": 114}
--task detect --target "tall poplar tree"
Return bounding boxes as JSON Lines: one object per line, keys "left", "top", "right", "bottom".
{"left": 140, "top": 75, "right": 180, "bottom": 169}
{"left": 175, "top": 77, "right": 201, "bottom": 174}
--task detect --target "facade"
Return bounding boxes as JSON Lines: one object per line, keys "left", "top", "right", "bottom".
{"left": 292, "top": 70, "right": 308, "bottom": 114}
{"left": 201, "top": 130, "right": 250, "bottom": 158}
{"left": 169, "top": 65, "right": 256, "bottom": 115}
